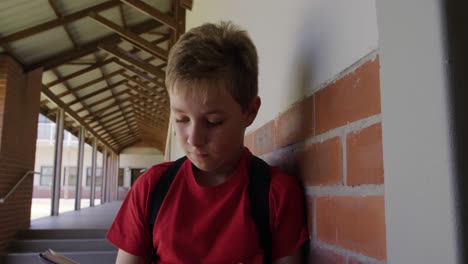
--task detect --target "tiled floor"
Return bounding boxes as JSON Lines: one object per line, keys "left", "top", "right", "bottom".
{"left": 29, "top": 201, "right": 122, "bottom": 230}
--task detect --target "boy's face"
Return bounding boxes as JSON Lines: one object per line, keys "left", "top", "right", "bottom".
{"left": 169, "top": 84, "right": 260, "bottom": 177}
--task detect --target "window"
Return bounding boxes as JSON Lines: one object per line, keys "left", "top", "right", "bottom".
{"left": 40, "top": 166, "right": 54, "bottom": 186}
{"left": 86, "top": 167, "right": 102, "bottom": 186}
{"left": 63, "top": 167, "right": 77, "bottom": 186}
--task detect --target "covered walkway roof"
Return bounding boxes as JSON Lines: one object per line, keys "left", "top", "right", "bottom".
{"left": 0, "top": 0, "right": 191, "bottom": 154}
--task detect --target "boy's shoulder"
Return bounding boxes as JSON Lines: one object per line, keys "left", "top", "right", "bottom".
{"left": 133, "top": 161, "right": 176, "bottom": 189}
{"left": 267, "top": 165, "right": 303, "bottom": 197}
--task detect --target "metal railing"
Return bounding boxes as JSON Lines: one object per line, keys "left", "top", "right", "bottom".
{"left": 0, "top": 170, "right": 40, "bottom": 203}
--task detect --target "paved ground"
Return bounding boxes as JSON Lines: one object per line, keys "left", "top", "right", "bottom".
{"left": 30, "top": 200, "right": 122, "bottom": 229}
{"left": 31, "top": 198, "right": 101, "bottom": 220}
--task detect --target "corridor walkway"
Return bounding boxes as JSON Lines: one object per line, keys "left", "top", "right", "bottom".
{"left": 30, "top": 201, "right": 122, "bottom": 230}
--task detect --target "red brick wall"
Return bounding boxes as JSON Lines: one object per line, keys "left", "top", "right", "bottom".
{"left": 245, "top": 55, "right": 386, "bottom": 263}
{"left": 0, "top": 55, "right": 42, "bottom": 254}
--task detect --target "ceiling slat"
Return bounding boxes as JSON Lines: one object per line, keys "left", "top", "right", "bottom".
{"left": 41, "top": 85, "right": 117, "bottom": 153}
{"left": 121, "top": 0, "right": 176, "bottom": 30}
{"left": 26, "top": 19, "right": 162, "bottom": 71}
{"left": 89, "top": 13, "right": 168, "bottom": 60}
{"left": 100, "top": 44, "right": 166, "bottom": 80}
{"left": 0, "top": 1, "right": 121, "bottom": 46}
{"left": 55, "top": 69, "right": 125, "bottom": 98}
{"left": 45, "top": 58, "right": 117, "bottom": 88}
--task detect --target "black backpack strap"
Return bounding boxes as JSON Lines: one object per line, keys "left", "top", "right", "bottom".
{"left": 248, "top": 156, "right": 272, "bottom": 264}
{"left": 147, "top": 156, "right": 187, "bottom": 262}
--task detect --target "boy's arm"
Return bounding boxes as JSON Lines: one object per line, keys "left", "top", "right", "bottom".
{"left": 272, "top": 247, "right": 303, "bottom": 264}
{"left": 115, "top": 249, "right": 147, "bottom": 264}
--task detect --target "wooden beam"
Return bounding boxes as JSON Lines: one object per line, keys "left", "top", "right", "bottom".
{"left": 174, "top": 0, "right": 186, "bottom": 40}
{"left": 0, "top": 1, "right": 121, "bottom": 46}
{"left": 84, "top": 97, "right": 132, "bottom": 119}
{"left": 56, "top": 69, "right": 125, "bottom": 98}
{"left": 119, "top": 4, "right": 128, "bottom": 29}
{"left": 76, "top": 89, "right": 129, "bottom": 115}
{"left": 41, "top": 86, "right": 117, "bottom": 153}
{"left": 121, "top": 0, "right": 176, "bottom": 30}
{"left": 133, "top": 107, "right": 167, "bottom": 123}
{"left": 88, "top": 104, "right": 132, "bottom": 122}
{"left": 118, "top": 134, "right": 141, "bottom": 146}
{"left": 114, "top": 134, "right": 140, "bottom": 149}
{"left": 95, "top": 54, "right": 138, "bottom": 141}
{"left": 26, "top": 19, "right": 162, "bottom": 71}
{"left": 134, "top": 113, "right": 164, "bottom": 127}
{"left": 118, "top": 138, "right": 141, "bottom": 152}
{"left": 100, "top": 120, "right": 137, "bottom": 143}
{"left": 180, "top": 0, "right": 193, "bottom": 10}
{"left": 96, "top": 115, "right": 129, "bottom": 132}
{"left": 100, "top": 44, "right": 166, "bottom": 79}
{"left": 121, "top": 72, "right": 158, "bottom": 94}
{"left": 114, "top": 59, "right": 164, "bottom": 87}
{"left": 67, "top": 80, "right": 126, "bottom": 106}
{"left": 89, "top": 13, "right": 168, "bottom": 60}
{"left": 45, "top": 58, "right": 117, "bottom": 88}
{"left": 102, "top": 122, "right": 137, "bottom": 140}
{"left": 48, "top": 0, "right": 79, "bottom": 48}
{"left": 50, "top": 69, "right": 112, "bottom": 143}
{"left": 126, "top": 84, "right": 163, "bottom": 105}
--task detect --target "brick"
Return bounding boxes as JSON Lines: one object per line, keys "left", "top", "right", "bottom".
{"left": 316, "top": 196, "right": 386, "bottom": 261}
{"left": 252, "top": 120, "right": 276, "bottom": 156}
{"left": 276, "top": 95, "right": 314, "bottom": 147}
{"left": 0, "top": 56, "right": 42, "bottom": 253}
{"left": 347, "top": 123, "right": 384, "bottom": 185}
{"left": 244, "top": 132, "right": 254, "bottom": 151}
{"left": 301, "top": 137, "right": 342, "bottom": 186}
{"left": 315, "top": 57, "right": 381, "bottom": 134}
{"left": 309, "top": 246, "right": 346, "bottom": 264}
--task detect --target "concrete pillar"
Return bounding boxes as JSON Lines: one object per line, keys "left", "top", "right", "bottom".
{"left": 0, "top": 55, "right": 42, "bottom": 252}
{"left": 115, "top": 153, "right": 120, "bottom": 200}
{"left": 101, "top": 148, "right": 107, "bottom": 204}
{"left": 74, "top": 126, "right": 85, "bottom": 210}
{"left": 51, "top": 108, "right": 64, "bottom": 216}
{"left": 90, "top": 138, "right": 97, "bottom": 207}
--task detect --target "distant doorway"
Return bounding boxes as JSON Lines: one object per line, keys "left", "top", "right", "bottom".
{"left": 130, "top": 168, "right": 145, "bottom": 186}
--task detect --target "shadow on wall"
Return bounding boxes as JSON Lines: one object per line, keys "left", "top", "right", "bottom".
{"left": 245, "top": 2, "right": 386, "bottom": 263}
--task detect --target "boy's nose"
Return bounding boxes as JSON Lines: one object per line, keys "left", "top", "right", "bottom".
{"left": 187, "top": 125, "right": 206, "bottom": 147}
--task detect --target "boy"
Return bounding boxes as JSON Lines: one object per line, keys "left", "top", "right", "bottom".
{"left": 107, "top": 21, "right": 308, "bottom": 263}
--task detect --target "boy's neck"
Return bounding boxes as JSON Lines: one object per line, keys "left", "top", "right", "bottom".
{"left": 193, "top": 147, "right": 245, "bottom": 187}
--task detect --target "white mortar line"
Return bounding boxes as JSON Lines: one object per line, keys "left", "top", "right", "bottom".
{"left": 311, "top": 241, "right": 386, "bottom": 264}
{"left": 306, "top": 50, "right": 380, "bottom": 97}
{"left": 304, "top": 114, "right": 382, "bottom": 146}
{"left": 341, "top": 128, "right": 347, "bottom": 186}
{"left": 268, "top": 50, "right": 379, "bottom": 129}
{"left": 304, "top": 185, "right": 384, "bottom": 197}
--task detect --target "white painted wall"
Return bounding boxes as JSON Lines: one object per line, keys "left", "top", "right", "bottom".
{"left": 167, "top": 0, "right": 379, "bottom": 160}
{"left": 185, "top": 0, "right": 378, "bottom": 131}
{"left": 377, "top": 1, "right": 459, "bottom": 263}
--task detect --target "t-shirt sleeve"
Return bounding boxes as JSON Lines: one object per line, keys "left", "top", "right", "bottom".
{"left": 106, "top": 164, "right": 169, "bottom": 257}
{"left": 269, "top": 167, "right": 309, "bottom": 259}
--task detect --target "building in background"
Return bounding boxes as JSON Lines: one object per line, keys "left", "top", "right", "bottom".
{"left": 33, "top": 114, "right": 164, "bottom": 200}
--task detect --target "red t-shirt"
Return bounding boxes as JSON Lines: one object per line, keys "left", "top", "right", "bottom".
{"left": 107, "top": 149, "right": 308, "bottom": 263}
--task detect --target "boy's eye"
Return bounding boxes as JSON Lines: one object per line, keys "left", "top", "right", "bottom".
{"left": 207, "top": 120, "right": 224, "bottom": 126}
{"left": 175, "top": 118, "right": 189, "bottom": 123}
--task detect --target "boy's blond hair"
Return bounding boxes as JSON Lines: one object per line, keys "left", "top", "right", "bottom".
{"left": 165, "top": 21, "right": 258, "bottom": 110}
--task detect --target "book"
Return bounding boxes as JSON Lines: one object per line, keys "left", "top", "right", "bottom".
{"left": 39, "top": 249, "right": 79, "bottom": 264}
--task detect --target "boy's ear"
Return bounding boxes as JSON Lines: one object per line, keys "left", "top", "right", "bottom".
{"left": 245, "top": 96, "right": 261, "bottom": 127}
